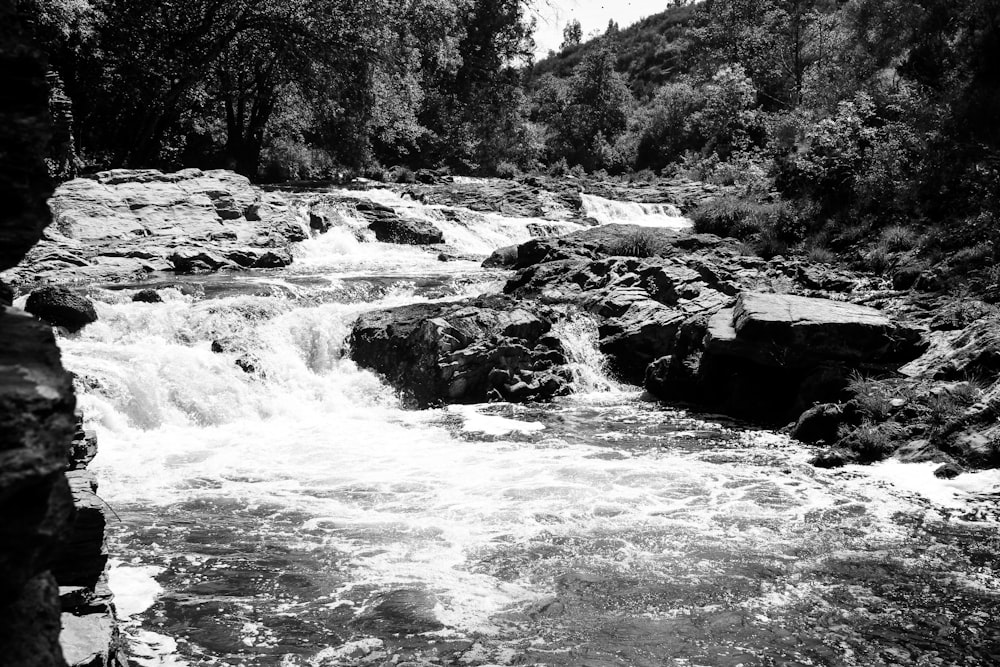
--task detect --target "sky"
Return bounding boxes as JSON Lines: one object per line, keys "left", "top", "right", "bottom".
{"left": 529, "top": 0, "right": 669, "bottom": 56}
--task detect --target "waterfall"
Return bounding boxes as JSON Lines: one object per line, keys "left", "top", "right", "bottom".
{"left": 551, "top": 315, "right": 622, "bottom": 394}
{"left": 581, "top": 193, "right": 691, "bottom": 228}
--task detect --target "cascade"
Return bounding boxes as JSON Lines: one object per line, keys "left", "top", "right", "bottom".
{"left": 581, "top": 192, "right": 691, "bottom": 228}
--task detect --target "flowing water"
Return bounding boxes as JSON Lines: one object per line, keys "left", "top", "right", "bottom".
{"left": 57, "top": 190, "right": 1000, "bottom": 666}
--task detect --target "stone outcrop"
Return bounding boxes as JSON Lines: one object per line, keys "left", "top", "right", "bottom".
{"left": 349, "top": 295, "right": 573, "bottom": 407}
{"left": 2, "top": 168, "right": 307, "bottom": 288}
{"left": 1, "top": 8, "right": 76, "bottom": 664}
{"left": 368, "top": 215, "right": 444, "bottom": 245}
{"left": 25, "top": 286, "right": 98, "bottom": 333}
{"left": 646, "top": 293, "right": 925, "bottom": 423}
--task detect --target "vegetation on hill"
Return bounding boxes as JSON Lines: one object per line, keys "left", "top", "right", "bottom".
{"left": 18, "top": 0, "right": 1000, "bottom": 289}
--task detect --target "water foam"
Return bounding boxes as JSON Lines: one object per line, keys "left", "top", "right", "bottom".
{"left": 581, "top": 193, "right": 691, "bottom": 228}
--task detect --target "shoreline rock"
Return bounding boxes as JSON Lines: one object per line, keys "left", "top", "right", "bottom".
{"left": 2, "top": 168, "right": 308, "bottom": 290}
{"left": 349, "top": 295, "right": 574, "bottom": 407}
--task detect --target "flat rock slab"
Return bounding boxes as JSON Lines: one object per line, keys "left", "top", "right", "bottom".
{"left": 732, "top": 292, "right": 924, "bottom": 364}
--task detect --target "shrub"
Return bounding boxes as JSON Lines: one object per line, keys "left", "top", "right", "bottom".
{"left": 690, "top": 196, "right": 803, "bottom": 247}
{"left": 847, "top": 372, "right": 893, "bottom": 421}
{"left": 807, "top": 245, "right": 836, "bottom": 264}
{"left": 495, "top": 161, "right": 520, "bottom": 179}
{"left": 607, "top": 229, "right": 661, "bottom": 258}
{"left": 880, "top": 225, "right": 918, "bottom": 253}
{"left": 844, "top": 421, "right": 906, "bottom": 463}
{"left": 391, "top": 166, "right": 416, "bottom": 184}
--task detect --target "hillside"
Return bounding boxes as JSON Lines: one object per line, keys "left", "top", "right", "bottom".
{"left": 531, "top": 3, "right": 700, "bottom": 98}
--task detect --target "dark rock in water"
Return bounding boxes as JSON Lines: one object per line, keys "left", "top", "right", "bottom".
{"left": 50, "top": 470, "right": 108, "bottom": 589}
{"left": 483, "top": 244, "right": 518, "bottom": 268}
{"left": 810, "top": 448, "right": 854, "bottom": 468}
{"left": 354, "top": 588, "right": 444, "bottom": 635}
{"left": 25, "top": 285, "right": 98, "bottom": 332}
{"left": 309, "top": 210, "right": 332, "bottom": 232}
{"left": 934, "top": 462, "right": 964, "bottom": 479}
{"left": 0, "top": 280, "right": 13, "bottom": 306}
{"left": 647, "top": 293, "right": 925, "bottom": 424}
{"left": 132, "top": 289, "right": 162, "bottom": 303}
{"left": 369, "top": 215, "right": 445, "bottom": 245}
{"left": 349, "top": 295, "right": 571, "bottom": 407}
{"left": 792, "top": 403, "right": 849, "bottom": 444}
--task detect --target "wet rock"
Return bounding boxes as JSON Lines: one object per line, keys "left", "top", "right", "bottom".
{"left": 354, "top": 589, "right": 444, "bottom": 635}
{"left": 0, "top": 279, "right": 13, "bottom": 306}
{"left": 368, "top": 215, "right": 444, "bottom": 245}
{"left": 131, "top": 289, "right": 161, "bottom": 303}
{"left": 933, "top": 463, "right": 964, "bottom": 479}
{"left": 170, "top": 248, "right": 233, "bottom": 273}
{"left": 810, "top": 448, "right": 854, "bottom": 468}
{"left": 309, "top": 210, "right": 331, "bottom": 232}
{"left": 793, "top": 403, "right": 847, "bottom": 444}
{"left": 25, "top": 286, "right": 98, "bottom": 332}
{"left": 349, "top": 295, "right": 571, "bottom": 407}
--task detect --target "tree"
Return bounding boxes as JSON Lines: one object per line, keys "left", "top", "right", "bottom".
{"left": 543, "top": 47, "right": 634, "bottom": 169}
{"left": 561, "top": 19, "right": 582, "bottom": 50}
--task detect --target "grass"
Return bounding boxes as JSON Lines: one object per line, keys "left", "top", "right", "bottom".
{"left": 606, "top": 229, "right": 662, "bottom": 258}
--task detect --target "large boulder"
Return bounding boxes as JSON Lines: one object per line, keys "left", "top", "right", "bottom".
{"left": 646, "top": 292, "right": 926, "bottom": 423}
{"left": 26, "top": 286, "right": 98, "bottom": 332}
{"left": 368, "top": 214, "right": 444, "bottom": 245}
{"left": 349, "top": 295, "right": 572, "bottom": 407}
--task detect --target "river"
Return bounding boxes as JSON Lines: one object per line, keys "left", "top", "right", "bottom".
{"left": 57, "top": 189, "right": 1000, "bottom": 666}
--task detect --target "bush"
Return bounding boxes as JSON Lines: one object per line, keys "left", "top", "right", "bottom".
{"left": 880, "top": 225, "right": 918, "bottom": 253}
{"left": 495, "top": 161, "right": 520, "bottom": 179}
{"left": 690, "top": 196, "right": 803, "bottom": 247}
{"left": 391, "top": 166, "right": 416, "bottom": 184}
{"left": 260, "top": 139, "right": 336, "bottom": 182}
{"left": 606, "top": 229, "right": 661, "bottom": 258}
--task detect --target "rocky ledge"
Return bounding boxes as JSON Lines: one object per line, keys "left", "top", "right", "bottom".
{"left": 349, "top": 295, "right": 574, "bottom": 407}
{"left": 2, "top": 168, "right": 307, "bottom": 289}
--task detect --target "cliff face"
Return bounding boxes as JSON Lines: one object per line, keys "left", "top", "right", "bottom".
{"left": 0, "top": 3, "right": 75, "bottom": 665}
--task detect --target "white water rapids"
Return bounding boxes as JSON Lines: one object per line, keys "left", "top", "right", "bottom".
{"left": 57, "top": 190, "right": 1000, "bottom": 666}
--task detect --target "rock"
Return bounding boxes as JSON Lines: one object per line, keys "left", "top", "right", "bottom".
{"left": 732, "top": 292, "right": 925, "bottom": 365}
{"left": 50, "top": 470, "right": 108, "bottom": 589}
{"left": 25, "top": 285, "right": 98, "bottom": 332}
{"left": 933, "top": 463, "right": 964, "bottom": 479}
{"left": 368, "top": 215, "right": 444, "bottom": 245}
{"left": 810, "top": 448, "right": 854, "bottom": 468}
{"left": 349, "top": 295, "right": 571, "bottom": 407}
{"left": 170, "top": 248, "right": 233, "bottom": 273}
{"left": 309, "top": 210, "right": 331, "bottom": 232}
{"left": 901, "top": 315, "right": 1000, "bottom": 381}
{"left": 792, "top": 403, "right": 846, "bottom": 444}
{"left": 0, "top": 308, "right": 76, "bottom": 650}
{"left": 131, "top": 289, "right": 161, "bottom": 303}
{"left": 0, "top": 279, "right": 13, "bottom": 306}
{"left": 483, "top": 244, "right": 518, "bottom": 268}
{"left": 3, "top": 168, "right": 305, "bottom": 287}
{"left": 61, "top": 607, "right": 127, "bottom": 667}
{"left": 354, "top": 588, "right": 444, "bottom": 635}
{"left": 646, "top": 293, "right": 925, "bottom": 423}
{"left": 0, "top": 572, "right": 65, "bottom": 666}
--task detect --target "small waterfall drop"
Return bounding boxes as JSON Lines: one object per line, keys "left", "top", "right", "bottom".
{"left": 551, "top": 315, "right": 622, "bottom": 394}
{"left": 581, "top": 193, "right": 691, "bottom": 228}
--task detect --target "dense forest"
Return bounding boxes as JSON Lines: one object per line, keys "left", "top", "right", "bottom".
{"left": 20, "top": 0, "right": 1000, "bottom": 274}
